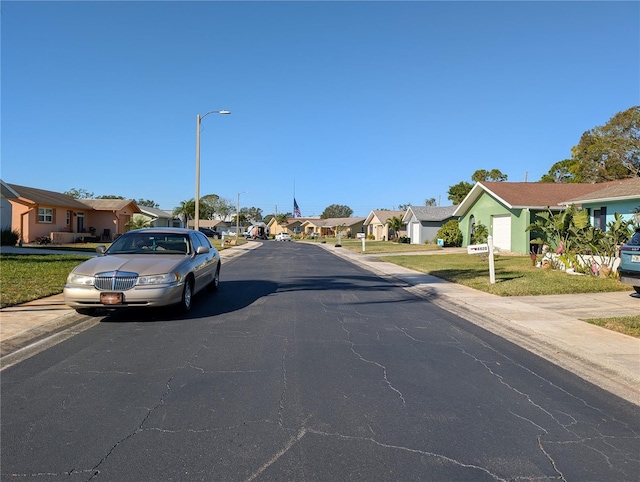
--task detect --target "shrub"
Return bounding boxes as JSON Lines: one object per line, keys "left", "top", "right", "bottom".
{"left": 1, "top": 229, "right": 19, "bottom": 246}
{"left": 397, "top": 236, "right": 411, "bottom": 244}
{"left": 471, "top": 223, "right": 488, "bottom": 244}
{"left": 436, "top": 220, "right": 463, "bottom": 247}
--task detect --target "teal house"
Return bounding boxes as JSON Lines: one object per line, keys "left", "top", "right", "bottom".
{"left": 452, "top": 181, "right": 632, "bottom": 254}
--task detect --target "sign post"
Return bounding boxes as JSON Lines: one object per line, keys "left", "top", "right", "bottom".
{"left": 467, "top": 239, "right": 495, "bottom": 284}
{"left": 487, "top": 235, "right": 496, "bottom": 284}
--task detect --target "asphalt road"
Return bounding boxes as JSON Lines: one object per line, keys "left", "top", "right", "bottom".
{"left": 2, "top": 242, "right": 639, "bottom": 481}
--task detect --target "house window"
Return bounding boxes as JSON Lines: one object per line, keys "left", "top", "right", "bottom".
{"left": 38, "top": 207, "right": 54, "bottom": 223}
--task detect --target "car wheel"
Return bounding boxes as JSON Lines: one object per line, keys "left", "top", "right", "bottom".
{"left": 634, "top": 286, "right": 640, "bottom": 294}
{"left": 179, "top": 277, "right": 194, "bottom": 313}
{"left": 210, "top": 263, "right": 220, "bottom": 291}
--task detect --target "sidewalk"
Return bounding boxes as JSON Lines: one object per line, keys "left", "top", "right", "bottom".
{"left": 2, "top": 242, "right": 639, "bottom": 406}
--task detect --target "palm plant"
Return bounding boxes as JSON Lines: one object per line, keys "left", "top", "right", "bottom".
{"left": 387, "top": 216, "right": 404, "bottom": 241}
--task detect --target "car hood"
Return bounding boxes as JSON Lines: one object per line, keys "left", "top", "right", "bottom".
{"left": 72, "top": 254, "right": 187, "bottom": 276}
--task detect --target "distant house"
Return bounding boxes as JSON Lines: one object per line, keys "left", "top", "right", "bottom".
{"left": 301, "top": 217, "right": 366, "bottom": 238}
{"left": 560, "top": 177, "right": 640, "bottom": 230}
{"left": 134, "top": 206, "right": 183, "bottom": 228}
{"left": 402, "top": 205, "right": 459, "bottom": 245}
{"left": 363, "top": 210, "right": 406, "bottom": 241}
{"left": 453, "top": 181, "right": 622, "bottom": 254}
{"left": 267, "top": 217, "right": 320, "bottom": 238}
{"left": 4, "top": 182, "right": 141, "bottom": 244}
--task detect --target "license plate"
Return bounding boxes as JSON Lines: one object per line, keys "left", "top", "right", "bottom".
{"left": 100, "top": 292, "right": 123, "bottom": 304}
{"left": 632, "top": 255, "right": 640, "bottom": 263}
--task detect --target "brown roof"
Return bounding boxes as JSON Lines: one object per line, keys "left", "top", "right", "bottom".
{"left": 480, "top": 181, "right": 617, "bottom": 208}
{"left": 78, "top": 199, "right": 141, "bottom": 212}
{"left": 561, "top": 177, "right": 640, "bottom": 204}
{"left": 8, "top": 183, "right": 89, "bottom": 210}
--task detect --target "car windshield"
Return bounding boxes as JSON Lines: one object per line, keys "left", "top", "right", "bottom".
{"left": 107, "top": 233, "right": 191, "bottom": 255}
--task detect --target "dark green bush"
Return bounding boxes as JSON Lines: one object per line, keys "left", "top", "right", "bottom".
{"left": 436, "top": 220, "right": 463, "bottom": 247}
{"left": 397, "top": 236, "right": 411, "bottom": 244}
{"left": 1, "top": 229, "right": 19, "bottom": 246}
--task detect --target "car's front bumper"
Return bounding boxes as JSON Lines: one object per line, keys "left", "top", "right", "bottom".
{"left": 63, "top": 282, "right": 184, "bottom": 309}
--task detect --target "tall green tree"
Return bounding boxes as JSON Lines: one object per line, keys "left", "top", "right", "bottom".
{"left": 173, "top": 200, "right": 195, "bottom": 226}
{"left": 424, "top": 198, "right": 437, "bottom": 206}
{"left": 540, "top": 159, "right": 581, "bottom": 183}
{"left": 555, "top": 105, "right": 640, "bottom": 183}
{"left": 321, "top": 204, "right": 353, "bottom": 218}
{"left": 447, "top": 181, "right": 473, "bottom": 204}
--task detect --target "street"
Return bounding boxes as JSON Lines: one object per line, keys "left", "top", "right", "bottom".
{"left": 2, "top": 241, "right": 639, "bottom": 481}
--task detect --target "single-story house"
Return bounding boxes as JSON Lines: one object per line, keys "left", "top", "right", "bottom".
{"left": 268, "top": 217, "right": 320, "bottom": 237}
{"left": 363, "top": 210, "right": 406, "bottom": 241}
{"left": 560, "top": 177, "right": 640, "bottom": 229}
{"left": 402, "top": 205, "right": 459, "bottom": 245}
{"left": 301, "top": 217, "right": 365, "bottom": 238}
{"left": 453, "top": 181, "right": 626, "bottom": 254}
{"left": 4, "top": 182, "right": 141, "bottom": 244}
{"left": 135, "top": 206, "right": 184, "bottom": 228}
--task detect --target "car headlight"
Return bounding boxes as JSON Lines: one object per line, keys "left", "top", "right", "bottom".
{"left": 137, "top": 273, "right": 179, "bottom": 285}
{"left": 67, "top": 273, "right": 95, "bottom": 285}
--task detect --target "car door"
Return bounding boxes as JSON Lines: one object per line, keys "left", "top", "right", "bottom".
{"left": 191, "top": 231, "right": 216, "bottom": 291}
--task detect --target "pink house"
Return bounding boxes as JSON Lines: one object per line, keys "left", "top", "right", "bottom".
{"left": 5, "top": 183, "right": 141, "bottom": 244}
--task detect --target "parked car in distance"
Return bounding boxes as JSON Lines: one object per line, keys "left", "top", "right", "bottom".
{"left": 198, "top": 226, "right": 221, "bottom": 239}
{"left": 275, "top": 232, "right": 292, "bottom": 241}
{"left": 63, "top": 228, "right": 220, "bottom": 314}
{"left": 619, "top": 226, "right": 640, "bottom": 294}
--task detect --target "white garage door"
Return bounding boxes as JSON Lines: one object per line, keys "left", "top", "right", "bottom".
{"left": 492, "top": 215, "right": 511, "bottom": 251}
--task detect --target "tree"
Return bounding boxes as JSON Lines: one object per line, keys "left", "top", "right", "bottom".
{"left": 424, "top": 198, "right": 437, "bottom": 206}
{"left": 471, "top": 169, "right": 508, "bottom": 182}
{"left": 173, "top": 200, "right": 195, "bottom": 226}
{"left": 200, "top": 194, "right": 233, "bottom": 220}
{"left": 64, "top": 188, "right": 94, "bottom": 199}
{"left": 447, "top": 181, "right": 473, "bottom": 204}
{"left": 241, "top": 207, "right": 263, "bottom": 223}
{"left": 136, "top": 199, "right": 160, "bottom": 208}
{"left": 540, "top": 159, "right": 582, "bottom": 183}
{"left": 97, "top": 195, "right": 125, "bottom": 199}
{"left": 387, "top": 216, "right": 404, "bottom": 241}
{"left": 569, "top": 106, "right": 639, "bottom": 182}
{"left": 321, "top": 204, "right": 353, "bottom": 219}
{"left": 397, "top": 203, "right": 411, "bottom": 211}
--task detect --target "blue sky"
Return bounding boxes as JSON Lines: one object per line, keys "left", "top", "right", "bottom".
{"left": 2, "top": 1, "right": 638, "bottom": 218}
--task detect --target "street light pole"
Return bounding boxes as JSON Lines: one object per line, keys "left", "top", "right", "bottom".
{"left": 236, "top": 191, "right": 247, "bottom": 241}
{"left": 195, "top": 109, "right": 230, "bottom": 230}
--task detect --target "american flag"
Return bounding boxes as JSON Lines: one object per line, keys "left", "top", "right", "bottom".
{"left": 293, "top": 198, "right": 301, "bottom": 217}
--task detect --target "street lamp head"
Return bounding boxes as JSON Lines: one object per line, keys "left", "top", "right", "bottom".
{"left": 219, "top": 110, "right": 231, "bottom": 115}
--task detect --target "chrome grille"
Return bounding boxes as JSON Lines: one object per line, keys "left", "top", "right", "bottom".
{"left": 94, "top": 271, "right": 138, "bottom": 291}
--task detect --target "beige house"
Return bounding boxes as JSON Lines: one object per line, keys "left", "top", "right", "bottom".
{"left": 267, "top": 217, "right": 319, "bottom": 238}
{"left": 301, "top": 217, "right": 366, "bottom": 238}
{"left": 363, "top": 210, "right": 406, "bottom": 241}
{"left": 4, "top": 182, "right": 141, "bottom": 244}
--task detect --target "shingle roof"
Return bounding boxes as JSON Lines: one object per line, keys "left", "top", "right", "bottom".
{"left": 480, "top": 181, "right": 614, "bottom": 208}
{"left": 405, "top": 205, "right": 459, "bottom": 222}
{"left": 8, "top": 183, "right": 90, "bottom": 209}
{"left": 561, "top": 177, "right": 640, "bottom": 204}
{"left": 303, "top": 217, "right": 365, "bottom": 227}
{"left": 78, "top": 199, "right": 141, "bottom": 212}
{"left": 365, "top": 210, "right": 405, "bottom": 225}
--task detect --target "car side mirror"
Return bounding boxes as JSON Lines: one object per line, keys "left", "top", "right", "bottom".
{"left": 96, "top": 245, "right": 106, "bottom": 255}
{"left": 196, "top": 246, "right": 210, "bottom": 254}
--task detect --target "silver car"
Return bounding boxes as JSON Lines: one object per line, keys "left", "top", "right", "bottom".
{"left": 64, "top": 228, "right": 220, "bottom": 314}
